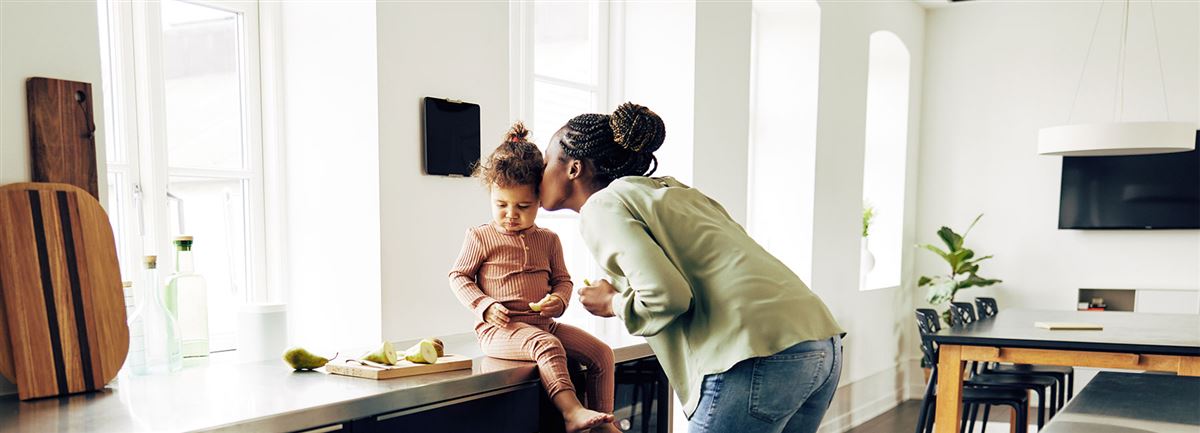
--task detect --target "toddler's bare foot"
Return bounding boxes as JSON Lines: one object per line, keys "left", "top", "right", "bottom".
{"left": 564, "top": 407, "right": 614, "bottom": 433}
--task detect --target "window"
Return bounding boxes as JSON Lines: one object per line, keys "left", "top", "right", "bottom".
{"left": 747, "top": 1, "right": 821, "bottom": 284}
{"left": 99, "top": 0, "right": 268, "bottom": 351}
{"left": 860, "top": 31, "right": 910, "bottom": 291}
{"left": 512, "top": 0, "right": 613, "bottom": 331}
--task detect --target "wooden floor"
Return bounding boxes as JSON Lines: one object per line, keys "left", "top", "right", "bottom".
{"left": 846, "top": 400, "right": 1032, "bottom": 433}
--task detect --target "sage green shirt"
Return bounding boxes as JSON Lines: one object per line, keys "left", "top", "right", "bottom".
{"left": 579, "top": 176, "right": 844, "bottom": 418}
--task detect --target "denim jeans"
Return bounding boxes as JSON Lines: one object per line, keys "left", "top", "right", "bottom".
{"left": 688, "top": 335, "right": 843, "bottom": 433}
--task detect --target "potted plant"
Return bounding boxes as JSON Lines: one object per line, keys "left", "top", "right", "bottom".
{"left": 861, "top": 202, "right": 877, "bottom": 278}
{"left": 917, "top": 214, "right": 1002, "bottom": 326}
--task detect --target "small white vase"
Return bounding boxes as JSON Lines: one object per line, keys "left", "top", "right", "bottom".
{"left": 861, "top": 237, "right": 876, "bottom": 276}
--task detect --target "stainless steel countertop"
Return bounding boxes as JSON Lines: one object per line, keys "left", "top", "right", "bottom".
{"left": 0, "top": 330, "right": 652, "bottom": 432}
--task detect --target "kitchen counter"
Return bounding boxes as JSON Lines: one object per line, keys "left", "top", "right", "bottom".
{"left": 0, "top": 330, "right": 652, "bottom": 432}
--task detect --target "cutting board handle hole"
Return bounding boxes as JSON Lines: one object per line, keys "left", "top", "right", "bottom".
{"left": 74, "top": 90, "right": 87, "bottom": 103}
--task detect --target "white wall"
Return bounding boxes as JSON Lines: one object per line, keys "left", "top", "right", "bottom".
{"left": 807, "top": 0, "right": 927, "bottom": 426}
{"left": 377, "top": 2, "right": 510, "bottom": 342}
{"left": 616, "top": 1, "right": 696, "bottom": 186}
{"left": 0, "top": 0, "right": 108, "bottom": 396}
{"left": 277, "top": 1, "right": 381, "bottom": 354}
{"left": 918, "top": 2, "right": 1200, "bottom": 313}
{"left": 693, "top": 1, "right": 752, "bottom": 225}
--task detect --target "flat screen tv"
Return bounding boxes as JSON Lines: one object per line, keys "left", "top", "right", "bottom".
{"left": 1058, "top": 130, "right": 1200, "bottom": 229}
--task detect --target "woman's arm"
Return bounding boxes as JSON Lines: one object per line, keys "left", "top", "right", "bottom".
{"left": 448, "top": 229, "right": 500, "bottom": 321}
{"left": 581, "top": 195, "right": 692, "bottom": 336}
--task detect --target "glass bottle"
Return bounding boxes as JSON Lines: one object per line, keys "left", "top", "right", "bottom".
{"left": 139, "top": 255, "right": 182, "bottom": 374}
{"left": 169, "top": 236, "right": 210, "bottom": 357}
{"left": 124, "top": 279, "right": 147, "bottom": 375}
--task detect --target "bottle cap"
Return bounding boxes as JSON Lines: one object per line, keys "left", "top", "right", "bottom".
{"left": 143, "top": 255, "right": 158, "bottom": 269}
{"left": 174, "top": 236, "right": 194, "bottom": 251}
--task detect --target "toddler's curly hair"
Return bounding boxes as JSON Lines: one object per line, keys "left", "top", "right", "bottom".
{"left": 474, "top": 122, "right": 544, "bottom": 189}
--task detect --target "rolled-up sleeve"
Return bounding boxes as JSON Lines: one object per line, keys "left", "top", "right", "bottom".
{"left": 581, "top": 194, "right": 692, "bottom": 336}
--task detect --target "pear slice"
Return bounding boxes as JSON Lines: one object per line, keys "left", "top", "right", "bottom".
{"left": 404, "top": 339, "right": 439, "bottom": 364}
{"left": 361, "top": 341, "right": 398, "bottom": 365}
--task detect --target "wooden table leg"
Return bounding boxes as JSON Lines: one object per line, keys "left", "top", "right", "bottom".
{"left": 1180, "top": 356, "right": 1200, "bottom": 376}
{"left": 935, "top": 344, "right": 965, "bottom": 433}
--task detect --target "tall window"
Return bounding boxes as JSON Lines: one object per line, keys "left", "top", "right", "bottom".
{"left": 746, "top": 1, "right": 821, "bottom": 284}
{"left": 860, "top": 31, "right": 910, "bottom": 291}
{"left": 512, "top": 0, "right": 612, "bottom": 332}
{"left": 100, "top": 0, "right": 268, "bottom": 351}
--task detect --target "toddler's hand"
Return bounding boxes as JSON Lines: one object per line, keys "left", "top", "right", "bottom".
{"left": 533, "top": 294, "right": 565, "bottom": 318}
{"left": 485, "top": 303, "right": 511, "bottom": 328}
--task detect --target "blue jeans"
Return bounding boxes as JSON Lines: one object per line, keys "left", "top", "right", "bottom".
{"left": 689, "top": 335, "right": 843, "bottom": 433}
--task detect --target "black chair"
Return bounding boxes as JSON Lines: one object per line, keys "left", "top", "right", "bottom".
{"left": 915, "top": 309, "right": 1029, "bottom": 433}
{"left": 974, "top": 297, "right": 999, "bottom": 319}
{"left": 947, "top": 303, "right": 1058, "bottom": 429}
{"left": 973, "top": 297, "right": 1076, "bottom": 402}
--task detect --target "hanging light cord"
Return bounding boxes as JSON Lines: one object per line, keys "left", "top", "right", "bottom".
{"left": 1148, "top": 0, "right": 1171, "bottom": 121}
{"left": 1067, "top": 1, "right": 1106, "bottom": 124}
{"left": 1112, "top": 0, "right": 1131, "bottom": 121}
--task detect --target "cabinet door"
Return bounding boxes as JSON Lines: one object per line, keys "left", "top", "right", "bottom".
{"left": 358, "top": 383, "right": 540, "bottom": 433}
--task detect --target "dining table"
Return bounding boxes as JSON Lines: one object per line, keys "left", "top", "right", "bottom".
{"left": 928, "top": 308, "right": 1200, "bottom": 433}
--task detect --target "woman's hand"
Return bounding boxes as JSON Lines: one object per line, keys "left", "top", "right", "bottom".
{"left": 484, "top": 303, "right": 511, "bottom": 328}
{"left": 534, "top": 294, "right": 566, "bottom": 318}
{"left": 579, "top": 279, "right": 618, "bottom": 318}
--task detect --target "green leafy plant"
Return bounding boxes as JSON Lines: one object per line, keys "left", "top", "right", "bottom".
{"left": 862, "top": 201, "right": 876, "bottom": 238}
{"left": 917, "top": 214, "right": 1002, "bottom": 324}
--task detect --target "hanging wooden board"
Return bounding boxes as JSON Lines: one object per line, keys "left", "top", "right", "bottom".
{"left": 27, "top": 77, "right": 99, "bottom": 199}
{"left": 0, "top": 183, "right": 127, "bottom": 400}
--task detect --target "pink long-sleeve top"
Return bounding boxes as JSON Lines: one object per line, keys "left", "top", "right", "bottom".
{"left": 449, "top": 224, "right": 573, "bottom": 322}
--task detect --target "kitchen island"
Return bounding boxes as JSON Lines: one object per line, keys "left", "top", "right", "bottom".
{"left": 0, "top": 331, "right": 663, "bottom": 432}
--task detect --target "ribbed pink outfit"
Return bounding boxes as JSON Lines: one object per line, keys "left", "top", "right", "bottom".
{"left": 449, "top": 223, "right": 614, "bottom": 412}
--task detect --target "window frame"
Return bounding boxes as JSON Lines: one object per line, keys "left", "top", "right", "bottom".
{"left": 99, "top": 0, "right": 273, "bottom": 351}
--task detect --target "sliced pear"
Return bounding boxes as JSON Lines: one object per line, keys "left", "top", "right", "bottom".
{"left": 404, "top": 339, "right": 439, "bottom": 364}
{"left": 361, "top": 341, "right": 398, "bottom": 365}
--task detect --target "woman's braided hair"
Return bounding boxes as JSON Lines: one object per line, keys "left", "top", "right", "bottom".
{"left": 562, "top": 102, "right": 665, "bottom": 186}
{"left": 475, "top": 121, "right": 544, "bottom": 188}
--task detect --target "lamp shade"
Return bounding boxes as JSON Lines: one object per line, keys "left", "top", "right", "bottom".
{"left": 1038, "top": 121, "right": 1196, "bottom": 156}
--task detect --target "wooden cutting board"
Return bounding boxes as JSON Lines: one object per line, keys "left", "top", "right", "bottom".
{"left": 0, "top": 183, "right": 128, "bottom": 400}
{"left": 27, "top": 77, "right": 99, "bottom": 199}
{"left": 324, "top": 355, "right": 473, "bottom": 380}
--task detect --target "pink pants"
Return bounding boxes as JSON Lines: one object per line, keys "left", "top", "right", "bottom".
{"left": 476, "top": 317, "right": 615, "bottom": 413}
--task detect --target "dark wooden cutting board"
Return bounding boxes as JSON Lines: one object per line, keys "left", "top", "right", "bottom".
{"left": 0, "top": 183, "right": 127, "bottom": 400}
{"left": 26, "top": 77, "right": 99, "bottom": 199}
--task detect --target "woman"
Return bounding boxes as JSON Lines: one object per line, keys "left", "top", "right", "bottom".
{"left": 539, "top": 102, "right": 845, "bottom": 433}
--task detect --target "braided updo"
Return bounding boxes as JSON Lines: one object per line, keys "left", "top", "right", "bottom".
{"left": 562, "top": 102, "right": 665, "bottom": 186}
{"left": 475, "top": 122, "right": 544, "bottom": 188}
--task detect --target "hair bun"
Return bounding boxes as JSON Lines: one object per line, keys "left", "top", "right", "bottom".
{"left": 505, "top": 121, "right": 531, "bottom": 143}
{"left": 609, "top": 102, "right": 665, "bottom": 155}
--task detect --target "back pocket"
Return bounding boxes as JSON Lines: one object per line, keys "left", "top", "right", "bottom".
{"left": 748, "top": 350, "right": 827, "bottom": 423}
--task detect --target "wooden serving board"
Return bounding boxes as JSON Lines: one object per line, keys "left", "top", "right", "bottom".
{"left": 27, "top": 78, "right": 99, "bottom": 198}
{"left": 0, "top": 183, "right": 128, "bottom": 400}
{"left": 325, "top": 355, "right": 472, "bottom": 380}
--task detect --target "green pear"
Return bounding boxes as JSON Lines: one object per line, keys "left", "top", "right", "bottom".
{"left": 431, "top": 338, "right": 445, "bottom": 357}
{"left": 283, "top": 347, "right": 330, "bottom": 370}
{"left": 403, "top": 339, "right": 439, "bottom": 364}
{"left": 361, "top": 341, "right": 398, "bottom": 365}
